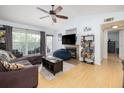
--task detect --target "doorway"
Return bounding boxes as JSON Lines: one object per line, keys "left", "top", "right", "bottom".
{"left": 108, "top": 31, "right": 119, "bottom": 57}
{"left": 46, "top": 35, "right": 53, "bottom": 56}
{"left": 101, "top": 20, "right": 124, "bottom": 60}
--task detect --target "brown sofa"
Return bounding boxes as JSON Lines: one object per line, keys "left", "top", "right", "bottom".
{"left": 0, "top": 63, "right": 38, "bottom": 88}
{"left": 0, "top": 50, "right": 40, "bottom": 88}
{"left": 0, "top": 60, "right": 39, "bottom": 88}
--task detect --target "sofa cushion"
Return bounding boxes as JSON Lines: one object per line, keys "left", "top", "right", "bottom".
{"left": 0, "top": 55, "right": 24, "bottom": 71}
{"left": 0, "top": 60, "right": 7, "bottom": 72}
{"left": 14, "top": 60, "right": 32, "bottom": 66}
{"left": 7, "top": 51, "right": 16, "bottom": 60}
{"left": 1, "top": 61, "right": 24, "bottom": 71}
{"left": 0, "top": 55, "right": 8, "bottom": 72}
{"left": 0, "top": 49, "right": 14, "bottom": 62}
{"left": 13, "top": 54, "right": 42, "bottom": 65}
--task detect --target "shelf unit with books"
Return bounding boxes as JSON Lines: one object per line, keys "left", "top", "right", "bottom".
{"left": 80, "top": 35, "right": 95, "bottom": 64}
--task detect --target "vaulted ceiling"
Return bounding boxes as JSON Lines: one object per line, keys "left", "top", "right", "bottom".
{"left": 0, "top": 5, "right": 124, "bottom": 30}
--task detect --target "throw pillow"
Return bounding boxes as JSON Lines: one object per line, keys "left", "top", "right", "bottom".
{"left": 0, "top": 49, "right": 15, "bottom": 62}
{"left": 7, "top": 51, "right": 16, "bottom": 61}
{"left": 0, "top": 55, "right": 24, "bottom": 71}
{"left": 2, "top": 61, "right": 24, "bottom": 71}
{"left": 0, "top": 60, "right": 7, "bottom": 72}
{"left": 0, "top": 54, "right": 9, "bottom": 62}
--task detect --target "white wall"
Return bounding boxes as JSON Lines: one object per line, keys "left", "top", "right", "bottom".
{"left": 55, "top": 11, "right": 124, "bottom": 65}
{"left": 119, "top": 30, "right": 124, "bottom": 59}
{"left": 102, "top": 31, "right": 108, "bottom": 59}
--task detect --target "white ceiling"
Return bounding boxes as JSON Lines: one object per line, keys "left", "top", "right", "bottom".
{"left": 0, "top": 5, "right": 124, "bottom": 30}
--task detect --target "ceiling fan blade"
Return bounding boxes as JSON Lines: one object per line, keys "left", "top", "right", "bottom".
{"left": 51, "top": 15, "right": 57, "bottom": 23}
{"left": 54, "top": 6, "right": 63, "bottom": 14}
{"left": 37, "top": 7, "right": 49, "bottom": 14}
{"left": 40, "top": 15, "right": 49, "bottom": 19}
{"left": 56, "top": 15, "right": 68, "bottom": 19}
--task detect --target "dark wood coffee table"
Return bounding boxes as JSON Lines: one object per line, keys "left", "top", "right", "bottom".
{"left": 42, "top": 56, "right": 63, "bottom": 75}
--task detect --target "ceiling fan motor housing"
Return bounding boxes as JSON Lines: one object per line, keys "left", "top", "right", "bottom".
{"left": 50, "top": 10, "right": 56, "bottom": 15}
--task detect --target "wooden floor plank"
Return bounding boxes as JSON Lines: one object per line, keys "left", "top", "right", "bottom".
{"left": 38, "top": 54, "right": 123, "bottom": 88}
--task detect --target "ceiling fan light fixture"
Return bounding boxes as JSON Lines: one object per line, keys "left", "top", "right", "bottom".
{"left": 51, "top": 15, "right": 56, "bottom": 19}
{"left": 112, "top": 25, "right": 119, "bottom": 29}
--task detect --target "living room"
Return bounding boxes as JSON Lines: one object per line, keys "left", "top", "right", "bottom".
{"left": 0, "top": 2, "right": 124, "bottom": 92}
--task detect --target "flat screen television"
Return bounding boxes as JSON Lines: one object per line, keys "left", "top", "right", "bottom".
{"left": 62, "top": 34, "right": 76, "bottom": 45}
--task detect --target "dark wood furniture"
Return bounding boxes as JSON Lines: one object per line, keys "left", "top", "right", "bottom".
{"left": 42, "top": 56, "right": 63, "bottom": 75}
{"left": 108, "top": 41, "right": 115, "bottom": 53}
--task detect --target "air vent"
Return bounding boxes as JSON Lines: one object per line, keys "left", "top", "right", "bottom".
{"left": 104, "top": 17, "right": 114, "bottom": 22}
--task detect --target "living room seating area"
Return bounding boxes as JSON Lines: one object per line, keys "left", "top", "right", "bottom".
{"left": 0, "top": 50, "right": 39, "bottom": 88}
{"left": 0, "top": 5, "right": 124, "bottom": 89}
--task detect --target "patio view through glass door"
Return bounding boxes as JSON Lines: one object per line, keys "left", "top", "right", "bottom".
{"left": 46, "top": 35, "right": 53, "bottom": 56}
{"left": 12, "top": 28, "right": 40, "bottom": 56}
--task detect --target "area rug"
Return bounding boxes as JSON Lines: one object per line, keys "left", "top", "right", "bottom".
{"left": 39, "top": 62, "right": 75, "bottom": 80}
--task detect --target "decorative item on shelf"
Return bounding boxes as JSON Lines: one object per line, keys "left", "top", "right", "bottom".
{"left": 83, "top": 27, "right": 92, "bottom": 32}
{"left": 0, "top": 32, "right": 5, "bottom": 38}
{"left": 80, "top": 35, "right": 95, "bottom": 64}
{"left": 0, "top": 31, "right": 5, "bottom": 43}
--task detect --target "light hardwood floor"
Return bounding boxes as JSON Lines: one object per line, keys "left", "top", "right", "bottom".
{"left": 38, "top": 54, "right": 123, "bottom": 88}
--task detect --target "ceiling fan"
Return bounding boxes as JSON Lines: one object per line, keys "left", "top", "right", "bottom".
{"left": 37, "top": 5, "right": 68, "bottom": 23}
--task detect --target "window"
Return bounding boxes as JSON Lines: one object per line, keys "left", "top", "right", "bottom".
{"left": 12, "top": 28, "right": 40, "bottom": 56}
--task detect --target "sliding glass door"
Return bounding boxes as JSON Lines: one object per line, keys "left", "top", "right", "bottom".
{"left": 27, "top": 33, "right": 40, "bottom": 54}
{"left": 12, "top": 28, "right": 26, "bottom": 55}
{"left": 46, "top": 35, "right": 53, "bottom": 56}
{"left": 12, "top": 28, "right": 40, "bottom": 56}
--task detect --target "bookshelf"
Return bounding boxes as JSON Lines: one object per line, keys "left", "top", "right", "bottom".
{"left": 80, "top": 35, "right": 95, "bottom": 64}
